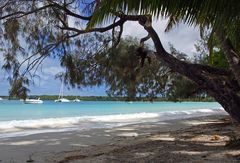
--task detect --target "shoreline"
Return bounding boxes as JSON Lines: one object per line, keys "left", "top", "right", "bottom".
{"left": 1, "top": 114, "right": 239, "bottom": 162}
{"left": 0, "top": 108, "right": 225, "bottom": 139}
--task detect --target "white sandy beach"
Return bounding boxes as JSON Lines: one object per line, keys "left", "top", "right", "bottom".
{"left": 1, "top": 113, "right": 239, "bottom": 163}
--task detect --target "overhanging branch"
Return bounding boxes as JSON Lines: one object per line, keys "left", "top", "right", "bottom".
{"left": 60, "top": 18, "right": 126, "bottom": 35}
{"left": 0, "top": 4, "right": 55, "bottom": 20}
{"left": 47, "top": 0, "right": 92, "bottom": 20}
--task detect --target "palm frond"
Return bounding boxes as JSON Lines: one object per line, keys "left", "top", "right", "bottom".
{"left": 88, "top": 0, "right": 240, "bottom": 32}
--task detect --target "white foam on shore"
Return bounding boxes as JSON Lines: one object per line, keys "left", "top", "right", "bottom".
{"left": 0, "top": 108, "right": 226, "bottom": 139}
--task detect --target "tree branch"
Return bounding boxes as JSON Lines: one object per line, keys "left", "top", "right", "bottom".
{"left": 140, "top": 34, "right": 150, "bottom": 47}
{"left": 0, "top": 0, "right": 10, "bottom": 11}
{"left": 126, "top": 15, "right": 229, "bottom": 77}
{"left": 0, "top": 4, "right": 55, "bottom": 20}
{"left": 60, "top": 18, "right": 126, "bottom": 34}
{"left": 47, "top": 0, "right": 92, "bottom": 20}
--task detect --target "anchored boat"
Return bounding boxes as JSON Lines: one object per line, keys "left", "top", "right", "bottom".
{"left": 55, "top": 80, "right": 70, "bottom": 103}
{"left": 24, "top": 98, "right": 43, "bottom": 104}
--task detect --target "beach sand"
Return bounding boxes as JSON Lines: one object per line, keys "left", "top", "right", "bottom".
{"left": 0, "top": 115, "right": 240, "bottom": 162}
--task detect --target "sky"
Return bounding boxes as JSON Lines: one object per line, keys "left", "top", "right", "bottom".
{"left": 0, "top": 19, "right": 200, "bottom": 96}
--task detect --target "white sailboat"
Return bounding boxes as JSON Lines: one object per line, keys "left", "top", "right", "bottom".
{"left": 24, "top": 98, "right": 43, "bottom": 104}
{"left": 73, "top": 97, "right": 81, "bottom": 102}
{"left": 55, "top": 80, "right": 70, "bottom": 103}
{"left": 0, "top": 97, "right": 3, "bottom": 100}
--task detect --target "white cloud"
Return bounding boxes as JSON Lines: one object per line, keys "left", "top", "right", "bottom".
{"left": 43, "top": 66, "right": 64, "bottom": 76}
{"left": 29, "top": 65, "right": 63, "bottom": 87}
{"left": 122, "top": 19, "right": 200, "bottom": 57}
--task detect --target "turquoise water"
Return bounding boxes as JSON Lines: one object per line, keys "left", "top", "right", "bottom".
{"left": 0, "top": 100, "right": 221, "bottom": 121}
{"left": 0, "top": 100, "right": 224, "bottom": 138}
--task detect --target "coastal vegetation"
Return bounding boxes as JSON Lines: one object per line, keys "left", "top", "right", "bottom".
{"left": 0, "top": 1, "right": 239, "bottom": 121}
{"left": 2, "top": 95, "right": 215, "bottom": 102}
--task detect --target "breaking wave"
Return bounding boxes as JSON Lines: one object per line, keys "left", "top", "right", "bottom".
{"left": 0, "top": 108, "right": 226, "bottom": 139}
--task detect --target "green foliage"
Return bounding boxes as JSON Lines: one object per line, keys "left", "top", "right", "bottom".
{"left": 194, "top": 32, "right": 229, "bottom": 69}
{"left": 0, "top": 2, "right": 110, "bottom": 98}
{"left": 210, "top": 50, "right": 228, "bottom": 69}
{"left": 166, "top": 45, "right": 207, "bottom": 101}
{"left": 62, "top": 36, "right": 170, "bottom": 100}
{"left": 9, "top": 77, "right": 29, "bottom": 99}
{"left": 60, "top": 33, "right": 111, "bottom": 88}
{"left": 105, "top": 37, "right": 169, "bottom": 100}
{"left": 3, "top": 19, "right": 20, "bottom": 51}
{"left": 166, "top": 75, "right": 200, "bottom": 101}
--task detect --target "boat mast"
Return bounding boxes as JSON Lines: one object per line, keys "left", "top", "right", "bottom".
{"left": 59, "top": 80, "right": 64, "bottom": 99}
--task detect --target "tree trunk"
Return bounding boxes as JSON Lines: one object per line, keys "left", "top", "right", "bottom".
{"left": 216, "top": 29, "right": 240, "bottom": 86}
{"left": 194, "top": 72, "right": 240, "bottom": 122}
{"left": 137, "top": 17, "right": 240, "bottom": 122}
{"left": 127, "top": 73, "right": 137, "bottom": 101}
{"left": 211, "top": 90, "right": 240, "bottom": 122}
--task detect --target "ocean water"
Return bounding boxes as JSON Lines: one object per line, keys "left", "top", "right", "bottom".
{"left": 0, "top": 100, "right": 225, "bottom": 138}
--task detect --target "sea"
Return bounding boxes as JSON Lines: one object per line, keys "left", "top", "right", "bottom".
{"left": 0, "top": 100, "right": 225, "bottom": 139}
